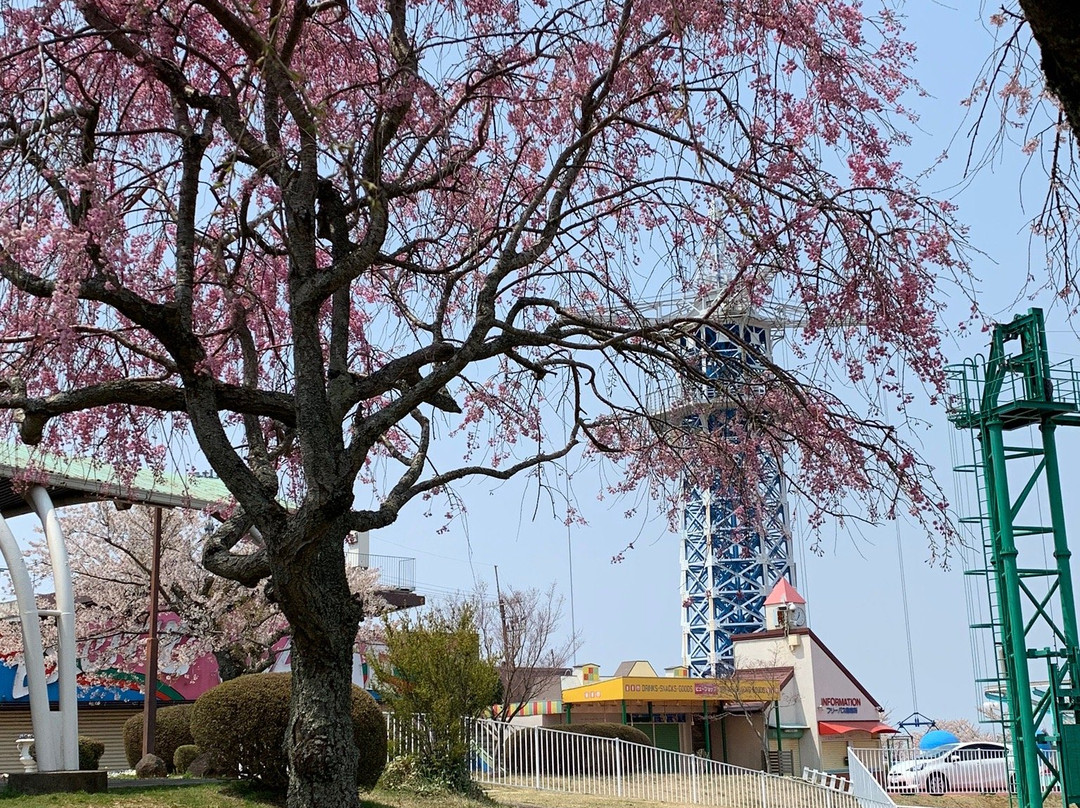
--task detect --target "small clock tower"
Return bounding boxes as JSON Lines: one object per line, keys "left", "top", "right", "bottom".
{"left": 764, "top": 578, "right": 807, "bottom": 631}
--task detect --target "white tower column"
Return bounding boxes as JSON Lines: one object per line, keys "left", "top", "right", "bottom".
{"left": 28, "top": 486, "right": 79, "bottom": 770}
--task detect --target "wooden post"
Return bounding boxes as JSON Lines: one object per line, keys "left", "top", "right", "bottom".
{"left": 141, "top": 507, "right": 162, "bottom": 758}
{"left": 703, "top": 701, "right": 712, "bottom": 758}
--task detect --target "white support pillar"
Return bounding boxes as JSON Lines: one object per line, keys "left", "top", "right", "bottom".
{"left": 0, "top": 514, "right": 61, "bottom": 770}
{"left": 28, "top": 486, "right": 79, "bottom": 770}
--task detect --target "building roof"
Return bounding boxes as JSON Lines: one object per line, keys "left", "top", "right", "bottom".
{"left": 731, "top": 626, "right": 885, "bottom": 712}
{"left": 763, "top": 578, "right": 806, "bottom": 606}
{"left": 612, "top": 660, "right": 658, "bottom": 677}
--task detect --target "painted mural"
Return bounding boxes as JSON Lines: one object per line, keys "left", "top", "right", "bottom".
{"left": 0, "top": 623, "right": 384, "bottom": 704}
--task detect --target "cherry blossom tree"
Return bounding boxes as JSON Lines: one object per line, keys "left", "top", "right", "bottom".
{"left": 60, "top": 503, "right": 287, "bottom": 682}
{"left": 0, "top": 503, "right": 384, "bottom": 683}
{"left": 1015, "top": 2, "right": 1080, "bottom": 139}
{"left": 965, "top": 4, "right": 1080, "bottom": 296}
{"left": 0, "top": 1, "right": 970, "bottom": 804}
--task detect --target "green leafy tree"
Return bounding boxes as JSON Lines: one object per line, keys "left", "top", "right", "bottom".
{"left": 373, "top": 603, "right": 500, "bottom": 791}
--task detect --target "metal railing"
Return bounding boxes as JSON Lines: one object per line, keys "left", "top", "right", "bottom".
{"left": 847, "top": 749, "right": 896, "bottom": 806}
{"left": 803, "top": 768, "right": 853, "bottom": 792}
{"left": 945, "top": 354, "right": 1080, "bottom": 426}
{"left": 466, "top": 718, "right": 892, "bottom": 807}
{"left": 385, "top": 712, "right": 430, "bottom": 758}
{"left": 345, "top": 551, "right": 416, "bottom": 591}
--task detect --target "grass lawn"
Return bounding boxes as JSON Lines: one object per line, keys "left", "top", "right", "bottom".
{"left": 0, "top": 783, "right": 504, "bottom": 808}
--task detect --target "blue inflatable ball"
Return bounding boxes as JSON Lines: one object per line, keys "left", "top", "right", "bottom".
{"left": 919, "top": 730, "right": 960, "bottom": 750}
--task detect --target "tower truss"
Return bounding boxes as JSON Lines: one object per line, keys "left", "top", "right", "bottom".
{"left": 679, "top": 319, "right": 795, "bottom": 676}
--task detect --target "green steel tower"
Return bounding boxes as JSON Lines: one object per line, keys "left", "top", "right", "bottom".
{"left": 948, "top": 308, "right": 1080, "bottom": 807}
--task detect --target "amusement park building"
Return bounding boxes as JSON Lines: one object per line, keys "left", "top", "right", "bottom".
{"left": 519, "top": 580, "right": 896, "bottom": 775}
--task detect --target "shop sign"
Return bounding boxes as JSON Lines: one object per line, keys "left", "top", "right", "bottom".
{"left": 819, "top": 696, "right": 861, "bottom": 716}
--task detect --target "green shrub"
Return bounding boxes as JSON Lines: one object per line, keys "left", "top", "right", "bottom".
{"left": 378, "top": 753, "right": 482, "bottom": 798}
{"left": 78, "top": 735, "right": 105, "bottom": 770}
{"left": 505, "top": 723, "right": 654, "bottom": 775}
{"left": 31, "top": 735, "right": 105, "bottom": 770}
{"left": 190, "top": 672, "right": 387, "bottom": 794}
{"left": 173, "top": 744, "right": 201, "bottom": 775}
{"left": 123, "top": 704, "right": 195, "bottom": 772}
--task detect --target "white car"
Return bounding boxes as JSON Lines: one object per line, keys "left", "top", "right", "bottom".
{"left": 886, "top": 742, "right": 1010, "bottom": 795}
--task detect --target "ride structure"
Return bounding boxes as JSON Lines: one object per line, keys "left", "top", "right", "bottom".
{"left": 947, "top": 308, "right": 1080, "bottom": 807}
{"left": 673, "top": 290, "right": 797, "bottom": 677}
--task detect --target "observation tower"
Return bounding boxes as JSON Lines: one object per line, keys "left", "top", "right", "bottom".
{"left": 658, "top": 253, "right": 798, "bottom": 677}
{"left": 678, "top": 315, "right": 796, "bottom": 676}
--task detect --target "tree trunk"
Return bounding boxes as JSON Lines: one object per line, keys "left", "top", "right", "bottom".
{"left": 1020, "top": 0, "right": 1080, "bottom": 139}
{"left": 212, "top": 649, "right": 246, "bottom": 683}
{"left": 276, "top": 530, "right": 364, "bottom": 808}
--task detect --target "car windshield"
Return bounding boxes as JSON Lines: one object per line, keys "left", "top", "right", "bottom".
{"left": 916, "top": 744, "right": 959, "bottom": 760}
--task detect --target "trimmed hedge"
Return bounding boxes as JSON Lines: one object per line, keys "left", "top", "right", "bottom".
{"left": 190, "top": 672, "right": 387, "bottom": 793}
{"left": 79, "top": 735, "right": 105, "bottom": 771}
{"left": 173, "top": 744, "right": 201, "bottom": 775}
{"left": 123, "top": 704, "right": 195, "bottom": 772}
{"left": 505, "top": 723, "right": 654, "bottom": 776}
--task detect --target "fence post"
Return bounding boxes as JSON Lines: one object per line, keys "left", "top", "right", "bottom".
{"left": 615, "top": 737, "right": 623, "bottom": 798}
{"left": 691, "top": 754, "right": 698, "bottom": 803}
{"left": 533, "top": 727, "right": 541, "bottom": 790}
{"left": 498, "top": 721, "right": 505, "bottom": 781}
{"left": 760, "top": 772, "right": 768, "bottom": 808}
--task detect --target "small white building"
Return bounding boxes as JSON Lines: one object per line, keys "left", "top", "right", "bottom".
{"left": 732, "top": 579, "right": 897, "bottom": 774}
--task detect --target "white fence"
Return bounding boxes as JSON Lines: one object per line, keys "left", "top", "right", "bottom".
{"left": 465, "top": 718, "right": 893, "bottom": 807}
{"left": 803, "top": 768, "right": 853, "bottom": 792}
{"left": 385, "top": 712, "right": 429, "bottom": 758}
{"left": 850, "top": 746, "right": 1027, "bottom": 796}
{"left": 847, "top": 749, "right": 897, "bottom": 807}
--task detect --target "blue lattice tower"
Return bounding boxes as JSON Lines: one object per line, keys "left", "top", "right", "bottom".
{"left": 679, "top": 320, "right": 796, "bottom": 677}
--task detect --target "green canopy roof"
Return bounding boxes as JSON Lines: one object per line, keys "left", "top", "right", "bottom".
{"left": 0, "top": 443, "right": 232, "bottom": 517}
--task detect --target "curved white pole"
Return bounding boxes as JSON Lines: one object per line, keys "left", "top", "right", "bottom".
{"left": 29, "top": 486, "right": 79, "bottom": 770}
{"left": 0, "top": 513, "right": 59, "bottom": 770}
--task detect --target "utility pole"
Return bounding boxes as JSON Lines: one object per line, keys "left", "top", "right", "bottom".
{"left": 493, "top": 565, "right": 511, "bottom": 718}
{"left": 141, "top": 507, "right": 162, "bottom": 758}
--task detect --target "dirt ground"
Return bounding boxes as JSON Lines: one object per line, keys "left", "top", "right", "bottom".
{"left": 896, "top": 795, "right": 1025, "bottom": 808}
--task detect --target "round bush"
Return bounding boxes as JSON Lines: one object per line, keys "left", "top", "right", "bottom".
{"left": 123, "top": 704, "right": 195, "bottom": 772}
{"left": 173, "top": 744, "right": 201, "bottom": 775}
{"left": 505, "top": 723, "right": 654, "bottom": 775}
{"left": 78, "top": 735, "right": 105, "bottom": 770}
{"left": 190, "top": 672, "right": 387, "bottom": 793}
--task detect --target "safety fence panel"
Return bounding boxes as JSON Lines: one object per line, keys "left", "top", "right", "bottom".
{"left": 847, "top": 749, "right": 897, "bottom": 808}
{"left": 468, "top": 719, "right": 893, "bottom": 808}
{"left": 385, "top": 712, "right": 430, "bottom": 758}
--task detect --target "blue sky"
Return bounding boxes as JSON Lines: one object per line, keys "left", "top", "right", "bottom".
{"left": 376, "top": 2, "right": 1080, "bottom": 730}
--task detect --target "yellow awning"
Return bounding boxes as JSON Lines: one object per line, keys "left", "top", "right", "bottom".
{"left": 562, "top": 674, "right": 783, "bottom": 705}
